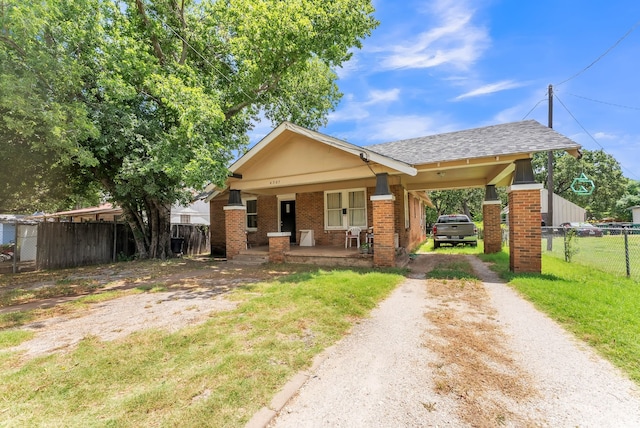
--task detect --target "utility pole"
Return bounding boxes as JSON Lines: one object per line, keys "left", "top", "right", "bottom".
{"left": 547, "top": 84, "right": 554, "bottom": 251}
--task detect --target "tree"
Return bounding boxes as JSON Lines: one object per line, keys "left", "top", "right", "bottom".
{"left": 1, "top": 0, "right": 378, "bottom": 257}
{"left": 613, "top": 180, "right": 640, "bottom": 221}
{"left": 532, "top": 149, "right": 626, "bottom": 220}
{"left": 427, "top": 188, "right": 485, "bottom": 220}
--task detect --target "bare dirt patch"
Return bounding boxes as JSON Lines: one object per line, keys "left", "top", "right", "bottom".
{"left": 1, "top": 258, "right": 306, "bottom": 359}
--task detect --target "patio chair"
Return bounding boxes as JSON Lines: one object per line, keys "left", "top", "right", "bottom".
{"left": 345, "top": 226, "right": 362, "bottom": 248}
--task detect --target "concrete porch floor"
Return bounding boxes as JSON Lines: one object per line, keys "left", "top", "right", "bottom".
{"left": 240, "top": 244, "right": 377, "bottom": 268}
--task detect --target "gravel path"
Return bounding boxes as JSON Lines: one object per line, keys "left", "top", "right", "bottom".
{"left": 268, "top": 255, "right": 640, "bottom": 428}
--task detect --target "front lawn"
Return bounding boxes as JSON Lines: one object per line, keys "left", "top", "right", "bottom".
{"left": 480, "top": 249, "right": 640, "bottom": 384}
{"left": 0, "top": 266, "right": 404, "bottom": 427}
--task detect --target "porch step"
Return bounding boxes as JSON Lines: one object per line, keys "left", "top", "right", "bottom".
{"left": 228, "top": 253, "right": 268, "bottom": 266}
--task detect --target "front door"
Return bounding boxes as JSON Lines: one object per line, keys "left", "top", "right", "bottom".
{"left": 280, "top": 200, "right": 296, "bottom": 243}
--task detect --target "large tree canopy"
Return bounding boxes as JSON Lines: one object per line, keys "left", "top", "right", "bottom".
{"left": 533, "top": 149, "right": 627, "bottom": 220}
{"left": 1, "top": 0, "right": 378, "bottom": 257}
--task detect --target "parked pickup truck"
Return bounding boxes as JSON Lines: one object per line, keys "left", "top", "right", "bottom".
{"left": 432, "top": 214, "right": 478, "bottom": 248}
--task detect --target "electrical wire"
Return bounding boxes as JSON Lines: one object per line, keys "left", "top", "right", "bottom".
{"left": 522, "top": 97, "right": 548, "bottom": 120}
{"left": 555, "top": 18, "right": 640, "bottom": 86}
{"left": 565, "top": 92, "right": 640, "bottom": 111}
{"left": 554, "top": 94, "right": 640, "bottom": 180}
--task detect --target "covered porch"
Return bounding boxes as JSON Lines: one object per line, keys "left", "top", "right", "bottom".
{"left": 235, "top": 244, "right": 377, "bottom": 268}
{"left": 210, "top": 120, "right": 582, "bottom": 273}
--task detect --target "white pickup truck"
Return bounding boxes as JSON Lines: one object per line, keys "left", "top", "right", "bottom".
{"left": 432, "top": 214, "right": 478, "bottom": 248}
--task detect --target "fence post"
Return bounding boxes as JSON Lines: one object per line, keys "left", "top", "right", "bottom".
{"left": 13, "top": 218, "right": 18, "bottom": 274}
{"left": 563, "top": 228, "right": 568, "bottom": 262}
{"left": 624, "top": 227, "right": 631, "bottom": 278}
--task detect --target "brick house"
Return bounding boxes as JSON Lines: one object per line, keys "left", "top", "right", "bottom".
{"left": 208, "top": 120, "right": 581, "bottom": 272}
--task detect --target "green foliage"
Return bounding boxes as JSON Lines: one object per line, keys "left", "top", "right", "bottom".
{"left": 428, "top": 188, "right": 485, "bottom": 219}
{"left": 613, "top": 180, "right": 640, "bottom": 221}
{"left": 0, "top": 0, "right": 378, "bottom": 254}
{"left": 533, "top": 149, "right": 627, "bottom": 220}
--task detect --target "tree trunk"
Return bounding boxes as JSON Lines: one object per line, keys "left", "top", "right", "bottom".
{"left": 121, "top": 199, "right": 173, "bottom": 259}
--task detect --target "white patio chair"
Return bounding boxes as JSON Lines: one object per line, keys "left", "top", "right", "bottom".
{"left": 345, "top": 226, "right": 362, "bottom": 248}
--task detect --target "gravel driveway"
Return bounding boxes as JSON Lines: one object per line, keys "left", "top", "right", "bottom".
{"left": 263, "top": 255, "right": 640, "bottom": 428}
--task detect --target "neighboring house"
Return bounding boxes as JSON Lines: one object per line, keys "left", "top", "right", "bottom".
{"left": 171, "top": 199, "right": 210, "bottom": 225}
{"left": 540, "top": 189, "right": 587, "bottom": 226}
{"left": 37, "top": 203, "right": 123, "bottom": 222}
{"left": 631, "top": 206, "right": 640, "bottom": 224}
{"left": 41, "top": 200, "right": 210, "bottom": 226}
{"left": 504, "top": 189, "right": 587, "bottom": 226}
{"left": 208, "top": 120, "right": 581, "bottom": 273}
{"left": 0, "top": 215, "right": 20, "bottom": 244}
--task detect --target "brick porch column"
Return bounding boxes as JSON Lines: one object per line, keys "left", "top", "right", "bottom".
{"left": 371, "top": 173, "right": 395, "bottom": 268}
{"left": 483, "top": 185, "right": 502, "bottom": 254}
{"left": 267, "top": 232, "right": 291, "bottom": 263}
{"left": 224, "top": 190, "right": 245, "bottom": 260}
{"left": 508, "top": 159, "right": 543, "bottom": 273}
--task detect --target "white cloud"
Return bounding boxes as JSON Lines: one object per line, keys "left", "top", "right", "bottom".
{"left": 593, "top": 131, "right": 616, "bottom": 140}
{"left": 455, "top": 80, "right": 527, "bottom": 100}
{"left": 356, "top": 114, "right": 457, "bottom": 143}
{"left": 378, "top": 0, "right": 490, "bottom": 70}
{"left": 329, "top": 89, "right": 401, "bottom": 122}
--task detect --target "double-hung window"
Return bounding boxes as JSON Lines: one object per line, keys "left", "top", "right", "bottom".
{"left": 245, "top": 199, "right": 257, "bottom": 230}
{"left": 324, "top": 189, "right": 367, "bottom": 229}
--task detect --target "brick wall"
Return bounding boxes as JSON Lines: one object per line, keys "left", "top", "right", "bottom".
{"left": 372, "top": 197, "right": 396, "bottom": 267}
{"left": 210, "top": 199, "right": 226, "bottom": 256}
{"left": 224, "top": 206, "right": 246, "bottom": 259}
{"left": 483, "top": 202, "right": 502, "bottom": 254}
{"left": 268, "top": 235, "right": 290, "bottom": 263}
{"left": 508, "top": 187, "right": 542, "bottom": 273}
{"left": 296, "top": 192, "right": 325, "bottom": 244}
{"left": 249, "top": 195, "right": 277, "bottom": 247}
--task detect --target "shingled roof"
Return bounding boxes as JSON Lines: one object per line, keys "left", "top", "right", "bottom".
{"left": 364, "top": 120, "right": 580, "bottom": 165}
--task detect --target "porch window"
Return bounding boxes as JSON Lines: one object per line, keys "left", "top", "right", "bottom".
{"left": 325, "top": 189, "right": 367, "bottom": 229}
{"left": 246, "top": 199, "right": 257, "bottom": 230}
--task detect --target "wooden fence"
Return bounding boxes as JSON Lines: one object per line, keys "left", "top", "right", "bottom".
{"left": 37, "top": 222, "right": 135, "bottom": 270}
{"left": 171, "top": 224, "right": 210, "bottom": 256}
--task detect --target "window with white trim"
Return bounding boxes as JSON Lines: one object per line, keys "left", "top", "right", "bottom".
{"left": 245, "top": 199, "right": 257, "bottom": 230}
{"left": 324, "top": 189, "right": 367, "bottom": 229}
{"left": 180, "top": 214, "right": 191, "bottom": 224}
{"left": 404, "top": 190, "right": 410, "bottom": 229}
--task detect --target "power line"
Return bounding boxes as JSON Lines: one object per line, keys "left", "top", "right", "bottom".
{"left": 522, "top": 97, "right": 548, "bottom": 120}
{"left": 565, "top": 92, "right": 640, "bottom": 111}
{"left": 554, "top": 93, "right": 639, "bottom": 180}
{"left": 556, "top": 18, "right": 640, "bottom": 86}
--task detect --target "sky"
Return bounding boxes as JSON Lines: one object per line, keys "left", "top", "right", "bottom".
{"left": 251, "top": 0, "right": 640, "bottom": 181}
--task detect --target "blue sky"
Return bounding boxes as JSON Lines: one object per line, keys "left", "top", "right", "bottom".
{"left": 255, "top": 0, "right": 640, "bottom": 180}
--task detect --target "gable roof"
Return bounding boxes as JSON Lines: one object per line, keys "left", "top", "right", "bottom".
{"left": 230, "top": 121, "right": 417, "bottom": 176}
{"left": 364, "top": 120, "right": 581, "bottom": 165}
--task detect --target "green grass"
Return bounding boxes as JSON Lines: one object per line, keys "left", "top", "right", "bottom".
{"left": 542, "top": 234, "right": 640, "bottom": 280}
{"left": 415, "top": 238, "right": 484, "bottom": 254}
{"left": 0, "top": 329, "right": 34, "bottom": 348}
{"left": 426, "top": 260, "right": 479, "bottom": 280}
{"left": 0, "top": 267, "right": 404, "bottom": 427}
{"left": 480, "top": 248, "right": 640, "bottom": 384}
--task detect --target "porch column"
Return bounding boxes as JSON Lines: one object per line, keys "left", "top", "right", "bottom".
{"left": 371, "top": 173, "right": 396, "bottom": 268}
{"left": 224, "top": 190, "right": 245, "bottom": 260}
{"left": 483, "top": 185, "right": 502, "bottom": 254}
{"left": 268, "top": 232, "right": 291, "bottom": 263}
{"left": 508, "top": 159, "right": 543, "bottom": 273}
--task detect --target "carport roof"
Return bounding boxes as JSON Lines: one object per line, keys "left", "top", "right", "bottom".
{"left": 364, "top": 120, "right": 581, "bottom": 165}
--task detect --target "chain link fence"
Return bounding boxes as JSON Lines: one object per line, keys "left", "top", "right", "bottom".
{"left": 542, "top": 226, "right": 640, "bottom": 281}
